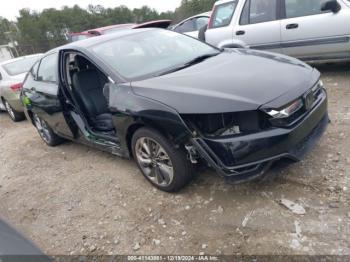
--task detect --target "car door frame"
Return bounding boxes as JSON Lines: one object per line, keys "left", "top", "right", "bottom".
{"left": 58, "top": 48, "right": 126, "bottom": 155}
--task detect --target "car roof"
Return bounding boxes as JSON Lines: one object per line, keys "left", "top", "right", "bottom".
{"left": 182, "top": 11, "right": 211, "bottom": 22}
{"left": 193, "top": 11, "right": 212, "bottom": 18}
{"left": 84, "top": 24, "right": 136, "bottom": 34}
{"left": 48, "top": 28, "right": 157, "bottom": 54}
{"left": 0, "top": 53, "right": 43, "bottom": 66}
{"left": 215, "top": 0, "right": 236, "bottom": 5}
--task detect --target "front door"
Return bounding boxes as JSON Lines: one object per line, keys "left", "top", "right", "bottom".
{"left": 235, "top": 0, "right": 282, "bottom": 53}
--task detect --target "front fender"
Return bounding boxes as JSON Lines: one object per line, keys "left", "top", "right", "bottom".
{"left": 108, "top": 84, "right": 192, "bottom": 156}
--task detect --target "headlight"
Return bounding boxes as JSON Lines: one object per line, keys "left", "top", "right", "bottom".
{"left": 263, "top": 98, "right": 303, "bottom": 119}
{"left": 313, "top": 80, "right": 324, "bottom": 92}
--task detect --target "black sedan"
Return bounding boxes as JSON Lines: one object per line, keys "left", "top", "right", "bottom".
{"left": 21, "top": 29, "right": 328, "bottom": 192}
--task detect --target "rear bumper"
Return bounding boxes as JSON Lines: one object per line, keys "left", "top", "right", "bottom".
{"left": 192, "top": 89, "right": 328, "bottom": 181}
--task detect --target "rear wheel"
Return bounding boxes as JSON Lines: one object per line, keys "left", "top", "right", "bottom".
{"left": 3, "top": 99, "right": 25, "bottom": 122}
{"left": 132, "top": 127, "right": 193, "bottom": 192}
{"left": 33, "top": 114, "right": 64, "bottom": 146}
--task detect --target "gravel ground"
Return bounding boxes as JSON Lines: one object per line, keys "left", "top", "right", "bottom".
{"left": 0, "top": 62, "right": 349, "bottom": 256}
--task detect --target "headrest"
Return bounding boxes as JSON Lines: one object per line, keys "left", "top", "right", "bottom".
{"left": 74, "top": 56, "right": 90, "bottom": 71}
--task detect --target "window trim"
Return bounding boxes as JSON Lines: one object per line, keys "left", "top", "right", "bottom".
{"left": 239, "top": 0, "right": 281, "bottom": 26}
{"left": 36, "top": 52, "right": 59, "bottom": 84}
{"left": 210, "top": 1, "right": 237, "bottom": 29}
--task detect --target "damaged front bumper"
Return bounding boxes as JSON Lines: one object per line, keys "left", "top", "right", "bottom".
{"left": 191, "top": 89, "right": 329, "bottom": 182}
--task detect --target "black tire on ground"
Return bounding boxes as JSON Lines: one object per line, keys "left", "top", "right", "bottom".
{"left": 2, "top": 99, "right": 25, "bottom": 122}
{"left": 198, "top": 24, "right": 208, "bottom": 42}
{"left": 33, "top": 113, "right": 65, "bottom": 147}
{"left": 131, "top": 127, "right": 193, "bottom": 192}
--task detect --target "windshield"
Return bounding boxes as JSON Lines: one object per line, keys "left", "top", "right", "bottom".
{"left": 91, "top": 30, "right": 220, "bottom": 79}
{"left": 3, "top": 55, "right": 42, "bottom": 76}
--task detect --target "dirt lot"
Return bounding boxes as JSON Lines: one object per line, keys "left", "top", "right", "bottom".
{"left": 0, "top": 63, "right": 349, "bottom": 256}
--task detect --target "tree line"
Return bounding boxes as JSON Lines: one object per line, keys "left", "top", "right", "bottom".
{"left": 0, "top": 0, "right": 216, "bottom": 55}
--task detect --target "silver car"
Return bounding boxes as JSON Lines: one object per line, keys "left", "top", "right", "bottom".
{"left": 0, "top": 54, "right": 42, "bottom": 121}
{"left": 205, "top": 0, "right": 350, "bottom": 62}
{"left": 171, "top": 12, "right": 211, "bottom": 38}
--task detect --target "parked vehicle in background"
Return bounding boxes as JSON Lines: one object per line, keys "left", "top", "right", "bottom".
{"left": 171, "top": 12, "right": 211, "bottom": 38}
{"left": 0, "top": 218, "right": 49, "bottom": 259}
{"left": 0, "top": 54, "right": 42, "bottom": 121}
{"left": 203, "top": 0, "right": 350, "bottom": 62}
{"left": 68, "top": 20, "right": 172, "bottom": 42}
{"left": 0, "top": 45, "right": 15, "bottom": 63}
{"left": 21, "top": 29, "right": 328, "bottom": 192}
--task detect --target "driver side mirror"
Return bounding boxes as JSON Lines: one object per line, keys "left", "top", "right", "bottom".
{"left": 321, "top": 0, "right": 341, "bottom": 13}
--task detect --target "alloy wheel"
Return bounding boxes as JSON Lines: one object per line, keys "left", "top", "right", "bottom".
{"left": 34, "top": 115, "right": 52, "bottom": 144}
{"left": 4, "top": 101, "right": 15, "bottom": 120}
{"left": 135, "top": 137, "right": 174, "bottom": 187}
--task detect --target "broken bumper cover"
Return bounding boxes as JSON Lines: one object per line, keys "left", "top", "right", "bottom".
{"left": 192, "top": 89, "right": 328, "bottom": 181}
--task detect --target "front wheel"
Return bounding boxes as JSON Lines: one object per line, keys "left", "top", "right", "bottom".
{"left": 132, "top": 127, "right": 193, "bottom": 192}
{"left": 33, "top": 114, "right": 64, "bottom": 146}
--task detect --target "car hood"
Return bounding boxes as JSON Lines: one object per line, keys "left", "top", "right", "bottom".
{"left": 131, "top": 49, "right": 320, "bottom": 114}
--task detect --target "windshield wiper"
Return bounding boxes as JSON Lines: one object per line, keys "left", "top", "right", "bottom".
{"left": 156, "top": 53, "right": 219, "bottom": 77}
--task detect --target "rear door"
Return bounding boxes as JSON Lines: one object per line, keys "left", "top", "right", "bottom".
{"left": 281, "top": 0, "right": 350, "bottom": 59}
{"left": 234, "top": 0, "right": 282, "bottom": 53}
{"left": 23, "top": 53, "right": 74, "bottom": 138}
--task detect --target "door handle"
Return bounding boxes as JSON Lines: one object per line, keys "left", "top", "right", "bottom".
{"left": 286, "top": 23, "right": 299, "bottom": 29}
{"left": 236, "top": 30, "right": 245, "bottom": 36}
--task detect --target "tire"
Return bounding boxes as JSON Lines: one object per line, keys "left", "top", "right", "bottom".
{"left": 3, "top": 99, "right": 25, "bottom": 122}
{"left": 132, "top": 127, "right": 193, "bottom": 192}
{"left": 33, "top": 113, "right": 65, "bottom": 146}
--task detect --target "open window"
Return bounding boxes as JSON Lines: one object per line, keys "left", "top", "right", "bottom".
{"left": 63, "top": 53, "right": 115, "bottom": 135}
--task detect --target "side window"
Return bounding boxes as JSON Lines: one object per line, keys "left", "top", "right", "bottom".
{"left": 37, "top": 53, "right": 58, "bottom": 82}
{"left": 240, "top": 0, "right": 278, "bottom": 25}
{"left": 285, "top": 0, "right": 330, "bottom": 18}
{"left": 194, "top": 17, "right": 210, "bottom": 30}
{"left": 210, "top": 1, "right": 238, "bottom": 28}
{"left": 175, "top": 19, "right": 195, "bottom": 33}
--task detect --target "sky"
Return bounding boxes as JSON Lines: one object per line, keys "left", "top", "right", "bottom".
{"left": 0, "top": 0, "right": 183, "bottom": 21}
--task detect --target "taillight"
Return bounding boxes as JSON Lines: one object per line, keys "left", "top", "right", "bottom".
{"left": 207, "top": 6, "right": 216, "bottom": 29}
{"left": 10, "top": 83, "right": 23, "bottom": 92}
